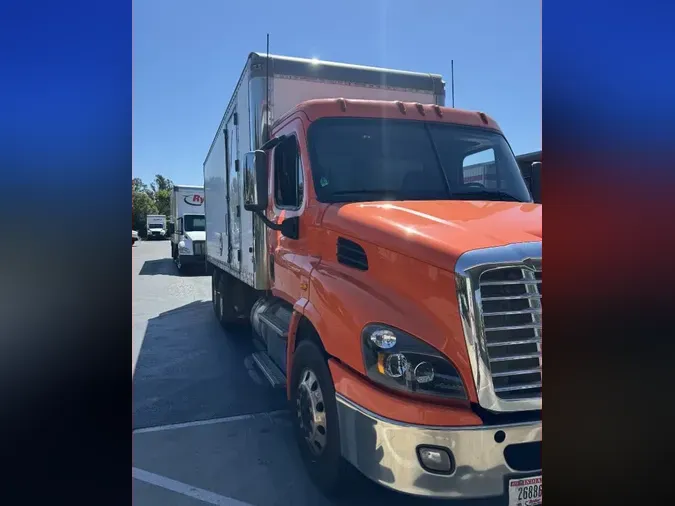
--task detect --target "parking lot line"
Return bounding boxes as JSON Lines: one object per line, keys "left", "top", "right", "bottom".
{"left": 133, "top": 409, "right": 288, "bottom": 434}
{"left": 133, "top": 467, "right": 255, "bottom": 506}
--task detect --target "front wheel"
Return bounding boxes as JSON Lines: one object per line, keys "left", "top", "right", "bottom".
{"left": 290, "top": 341, "right": 349, "bottom": 497}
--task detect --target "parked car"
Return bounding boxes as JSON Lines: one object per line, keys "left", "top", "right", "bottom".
{"left": 132, "top": 230, "right": 139, "bottom": 245}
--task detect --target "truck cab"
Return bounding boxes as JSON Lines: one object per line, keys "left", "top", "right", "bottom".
{"left": 169, "top": 186, "right": 205, "bottom": 272}
{"left": 205, "top": 54, "right": 541, "bottom": 504}
{"left": 145, "top": 214, "right": 167, "bottom": 240}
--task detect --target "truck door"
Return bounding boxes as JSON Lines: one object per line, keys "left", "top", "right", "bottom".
{"left": 269, "top": 130, "right": 307, "bottom": 303}
{"left": 226, "top": 113, "right": 242, "bottom": 271}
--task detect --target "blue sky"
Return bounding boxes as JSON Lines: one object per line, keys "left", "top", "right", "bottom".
{"left": 133, "top": 0, "right": 541, "bottom": 186}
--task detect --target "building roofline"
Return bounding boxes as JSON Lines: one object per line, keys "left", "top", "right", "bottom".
{"left": 515, "top": 150, "right": 542, "bottom": 163}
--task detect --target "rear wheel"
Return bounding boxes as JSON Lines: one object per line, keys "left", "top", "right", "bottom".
{"left": 290, "top": 341, "right": 348, "bottom": 497}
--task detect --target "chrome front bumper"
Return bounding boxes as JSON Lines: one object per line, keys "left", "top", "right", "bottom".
{"left": 336, "top": 394, "right": 542, "bottom": 499}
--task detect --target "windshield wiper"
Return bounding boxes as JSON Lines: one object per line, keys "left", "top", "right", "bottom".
{"left": 448, "top": 190, "right": 523, "bottom": 202}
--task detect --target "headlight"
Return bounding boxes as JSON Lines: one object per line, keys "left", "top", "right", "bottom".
{"left": 361, "top": 324, "right": 467, "bottom": 400}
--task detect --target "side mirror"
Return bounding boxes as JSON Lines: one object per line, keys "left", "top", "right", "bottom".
{"left": 280, "top": 216, "right": 299, "bottom": 240}
{"left": 243, "top": 150, "right": 269, "bottom": 212}
{"left": 530, "top": 162, "right": 541, "bottom": 203}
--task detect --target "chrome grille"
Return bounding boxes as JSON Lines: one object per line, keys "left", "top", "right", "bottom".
{"left": 479, "top": 266, "right": 542, "bottom": 399}
{"left": 193, "top": 241, "right": 205, "bottom": 256}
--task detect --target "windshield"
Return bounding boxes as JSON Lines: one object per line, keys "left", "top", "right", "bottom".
{"left": 307, "top": 118, "right": 532, "bottom": 203}
{"left": 184, "top": 215, "right": 205, "bottom": 232}
{"left": 148, "top": 223, "right": 164, "bottom": 229}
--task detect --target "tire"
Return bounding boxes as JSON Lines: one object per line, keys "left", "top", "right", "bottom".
{"left": 290, "top": 340, "right": 348, "bottom": 497}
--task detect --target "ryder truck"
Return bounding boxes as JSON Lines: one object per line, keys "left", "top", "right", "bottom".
{"left": 169, "top": 185, "right": 205, "bottom": 272}
{"left": 204, "top": 53, "right": 542, "bottom": 504}
{"left": 145, "top": 214, "right": 167, "bottom": 240}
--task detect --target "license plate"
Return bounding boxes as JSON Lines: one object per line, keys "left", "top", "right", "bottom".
{"left": 508, "top": 476, "right": 542, "bottom": 506}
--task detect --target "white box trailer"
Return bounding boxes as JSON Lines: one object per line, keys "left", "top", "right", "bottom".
{"left": 169, "top": 185, "right": 205, "bottom": 271}
{"left": 203, "top": 52, "right": 444, "bottom": 288}
{"left": 145, "top": 214, "right": 167, "bottom": 240}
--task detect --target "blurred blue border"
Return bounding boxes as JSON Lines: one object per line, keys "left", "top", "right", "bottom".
{"left": 544, "top": 1, "right": 675, "bottom": 172}
{"left": 0, "top": 0, "right": 130, "bottom": 214}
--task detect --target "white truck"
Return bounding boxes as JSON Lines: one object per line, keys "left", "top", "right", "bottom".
{"left": 169, "top": 185, "right": 205, "bottom": 272}
{"left": 145, "top": 214, "right": 167, "bottom": 240}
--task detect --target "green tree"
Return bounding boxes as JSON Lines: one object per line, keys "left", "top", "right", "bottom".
{"left": 151, "top": 174, "right": 173, "bottom": 193}
{"left": 131, "top": 178, "right": 158, "bottom": 234}
{"left": 131, "top": 175, "right": 175, "bottom": 234}
{"left": 150, "top": 174, "right": 173, "bottom": 217}
{"left": 132, "top": 177, "right": 147, "bottom": 194}
{"left": 154, "top": 188, "right": 171, "bottom": 217}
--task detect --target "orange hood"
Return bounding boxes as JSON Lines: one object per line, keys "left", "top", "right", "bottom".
{"left": 322, "top": 200, "right": 542, "bottom": 270}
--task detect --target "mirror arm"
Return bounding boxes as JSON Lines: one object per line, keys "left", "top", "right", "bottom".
{"left": 253, "top": 210, "right": 284, "bottom": 231}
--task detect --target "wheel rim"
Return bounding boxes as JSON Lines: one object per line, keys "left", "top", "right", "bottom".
{"left": 296, "top": 368, "right": 327, "bottom": 456}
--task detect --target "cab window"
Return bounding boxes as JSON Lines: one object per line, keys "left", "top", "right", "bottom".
{"left": 274, "top": 135, "right": 303, "bottom": 209}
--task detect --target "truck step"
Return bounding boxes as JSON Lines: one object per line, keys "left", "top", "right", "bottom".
{"left": 251, "top": 351, "right": 286, "bottom": 389}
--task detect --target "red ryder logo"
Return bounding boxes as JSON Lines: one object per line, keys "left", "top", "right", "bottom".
{"left": 184, "top": 194, "right": 204, "bottom": 206}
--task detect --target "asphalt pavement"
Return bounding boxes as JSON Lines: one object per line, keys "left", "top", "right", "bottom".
{"left": 132, "top": 240, "right": 500, "bottom": 506}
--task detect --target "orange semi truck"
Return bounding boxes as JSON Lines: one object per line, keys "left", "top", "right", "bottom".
{"left": 204, "top": 53, "right": 542, "bottom": 504}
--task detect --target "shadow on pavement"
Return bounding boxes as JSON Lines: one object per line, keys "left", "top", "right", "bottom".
{"left": 132, "top": 301, "right": 503, "bottom": 506}
{"left": 139, "top": 258, "right": 206, "bottom": 277}
{"left": 139, "top": 258, "right": 178, "bottom": 276}
{"left": 133, "top": 300, "right": 287, "bottom": 431}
